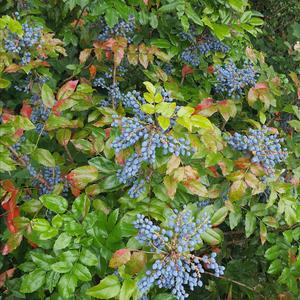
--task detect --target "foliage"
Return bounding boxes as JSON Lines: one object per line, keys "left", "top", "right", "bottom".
{"left": 0, "top": 1, "right": 299, "bottom": 300}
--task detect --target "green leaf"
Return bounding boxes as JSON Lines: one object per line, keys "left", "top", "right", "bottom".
{"left": 212, "top": 23, "right": 231, "bottom": 40}
{"left": 211, "top": 207, "right": 228, "bottom": 226}
{"left": 53, "top": 232, "right": 72, "bottom": 251}
{"left": 0, "top": 78, "right": 11, "bottom": 89}
{"left": 80, "top": 249, "right": 98, "bottom": 266}
{"left": 30, "top": 252, "right": 55, "bottom": 271}
{"left": 156, "top": 102, "right": 176, "bottom": 118}
{"left": 39, "top": 194, "right": 68, "bottom": 214}
{"left": 245, "top": 211, "right": 256, "bottom": 237}
{"left": 72, "top": 193, "right": 90, "bottom": 218}
{"left": 153, "top": 294, "right": 176, "bottom": 300}
{"left": 267, "top": 259, "right": 282, "bottom": 275}
{"left": 33, "top": 148, "right": 56, "bottom": 167}
{"left": 185, "top": 3, "right": 202, "bottom": 25}
{"left": 289, "top": 120, "right": 300, "bottom": 132}
{"left": 201, "top": 228, "right": 222, "bottom": 245}
{"left": 229, "top": 210, "right": 242, "bottom": 230}
{"left": 105, "top": 8, "right": 119, "bottom": 28}
{"left": 41, "top": 83, "right": 55, "bottom": 108}
{"left": 177, "top": 106, "right": 195, "bottom": 117}
{"left": 265, "top": 245, "right": 280, "bottom": 260}
{"left": 32, "top": 218, "right": 51, "bottom": 232}
{"left": 190, "top": 115, "right": 213, "bottom": 129}
{"left": 20, "top": 269, "right": 46, "bottom": 293}
{"left": 119, "top": 278, "right": 136, "bottom": 300}
{"left": 150, "top": 39, "right": 171, "bottom": 48}
{"left": 143, "top": 81, "right": 156, "bottom": 94}
{"left": 58, "top": 273, "right": 77, "bottom": 299}
{"left": 149, "top": 13, "right": 158, "bottom": 29}
{"left": 89, "top": 157, "right": 117, "bottom": 174}
{"left": 73, "top": 263, "right": 92, "bottom": 282}
{"left": 229, "top": 180, "right": 247, "bottom": 201}
{"left": 46, "top": 271, "right": 60, "bottom": 293}
{"left": 39, "top": 227, "right": 59, "bottom": 240}
{"left": 141, "top": 103, "right": 155, "bottom": 114}
{"left": 51, "top": 261, "right": 73, "bottom": 273}
{"left": 228, "top": 0, "right": 246, "bottom": 12}
{"left": 157, "top": 115, "right": 170, "bottom": 130}
{"left": 86, "top": 275, "right": 121, "bottom": 299}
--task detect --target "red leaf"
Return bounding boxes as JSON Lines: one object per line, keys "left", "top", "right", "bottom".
{"left": 195, "top": 98, "right": 214, "bottom": 111}
{"left": 105, "top": 128, "right": 111, "bottom": 139}
{"left": 182, "top": 65, "right": 193, "bottom": 79}
{"left": 0, "top": 268, "right": 15, "bottom": 288}
{"left": 21, "top": 102, "right": 32, "bottom": 118}
{"left": 14, "top": 128, "right": 24, "bottom": 138}
{"left": 208, "top": 166, "right": 220, "bottom": 177}
{"left": 207, "top": 65, "right": 215, "bottom": 74}
{"left": 1, "top": 180, "right": 20, "bottom": 233}
{"left": 71, "top": 186, "right": 81, "bottom": 197}
{"left": 298, "top": 88, "right": 300, "bottom": 99}
{"left": 218, "top": 100, "right": 228, "bottom": 106}
{"left": 253, "top": 83, "right": 268, "bottom": 90}
{"left": 1, "top": 112, "right": 14, "bottom": 123}
{"left": 143, "top": 0, "right": 149, "bottom": 4}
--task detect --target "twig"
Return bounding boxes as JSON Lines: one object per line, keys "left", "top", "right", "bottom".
{"left": 204, "top": 271, "right": 266, "bottom": 299}
{"left": 112, "top": 64, "right": 117, "bottom": 109}
{"left": 64, "top": 144, "right": 74, "bottom": 163}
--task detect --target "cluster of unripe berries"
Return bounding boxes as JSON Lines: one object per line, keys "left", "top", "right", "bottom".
{"left": 4, "top": 21, "right": 42, "bottom": 65}
{"left": 134, "top": 209, "right": 225, "bottom": 300}
{"left": 226, "top": 126, "right": 288, "bottom": 174}
{"left": 214, "top": 60, "right": 257, "bottom": 96}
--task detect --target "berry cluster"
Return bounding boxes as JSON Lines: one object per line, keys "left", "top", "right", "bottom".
{"left": 112, "top": 114, "right": 193, "bottom": 198}
{"left": 226, "top": 126, "right": 288, "bottom": 174}
{"left": 178, "top": 25, "right": 197, "bottom": 43}
{"left": 37, "top": 166, "right": 69, "bottom": 195}
{"left": 214, "top": 60, "right": 257, "bottom": 96}
{"left": 23, "top": 155, "right": 69, "bottom": 196}
{"left": 4, "top": 22, "right": 42, "bottom": 65}
{"left": 181, "top": 36, "right": 229, "bottom": 67}
{"left": 134, "top": 209, "right": 225, "bottom": 299}
{"left": 30, "top": 106, "right": 51, "bottom": 135}
{"left": 97, "top": 15, "right": 135, "bottom": 42}
{"left": 93, "top": 65, "right": 128, "bottom": 107}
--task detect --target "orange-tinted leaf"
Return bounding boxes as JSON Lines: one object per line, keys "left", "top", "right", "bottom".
{"left": 109, "top": 249, "right": 131, "bottom": 268}
{"left": 166, "top": 155, "right": 181, "bottom": 175}
{"left": 21, "top": 102, "right": 32, "bottom": 118}
{"left": 184, "top": 180, "right": 208, "bottom": 197}
{"left": 79, "top": 48, "right": 92, "bottom": 64}
{"left": 229, "top": 180, "right": 247, "bottom": 201}
{"left": 89, "top": 65, "right": 97, "bottom": 78}
{"left": 0, "top": 268, "right": 15, "bottom": 288}
{"left": 125, "top": 251, "right": 147, "bottom": 275}
{"left": 56, "top": 80, "right": 79, "bottom": 102}
{"left": 164, "top": 175, "right": 177, "bottom": 199}
{"left": 182, "top": 65, "right": 193, "bottom": 79}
